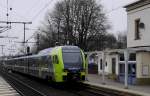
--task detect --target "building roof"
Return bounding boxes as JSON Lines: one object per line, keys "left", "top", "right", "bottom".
{"left": 124, "top": 0, "right": 150, "bottom": 11}
{"left": 124, "top": 0, "right": 141, "bottom": 8}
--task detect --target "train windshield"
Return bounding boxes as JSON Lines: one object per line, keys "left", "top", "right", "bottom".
{"left": 63, "top": 52, "right": 83, "bottom": 69}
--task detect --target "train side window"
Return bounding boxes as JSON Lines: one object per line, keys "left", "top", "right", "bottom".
{"left": 53, "top": 56, "right": 55, "bottom": 64}
{"left": 55, "top": 55, "right": 59, "bottom": 64}
{"left": 53, "top": 55, "right": 59, "bottom": 64}
{"left": 48, "top": 56, "right": 52, "bottom": 64}
{"left": 44, "top": 56, "right": 48, "bottom": 67}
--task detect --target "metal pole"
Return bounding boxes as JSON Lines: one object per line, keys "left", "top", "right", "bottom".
{"left": 23, "top": 23, "right": 26, "bottom": 43}
{"left": 37, "top": 34, "right": 40, "bottom": 51}
{"left": 98, "top": 53, "right": 101, "bottom": 75}
{"left": 0, "top": 45, "right": 5, "bottom": 56}
{"left": 2, "top": 46, "right": 4, "bottom": 56}
{"left": 102, "top": 51, "right": 106, "bottom": 85}
{"left": 124, "top": 49, "right": 129, "bottom": 89}
{"left": 23, "top": 23, "right": 26, "bottom": 54}
{"left": 0, "top": 45, "right": 5, "bottom": 65}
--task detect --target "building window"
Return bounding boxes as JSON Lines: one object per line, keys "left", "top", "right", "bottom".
{"left": 119, "top": 53, "right": 124, "bottom": 61}
{"left": 105, "top": 62, "right": 107, "bottom": 67}
{"left": 135, "top": 18, "right": 141, "bottom": 40}
{"left": 119, "top": 64, "right": 125, "bottom": 74}
{"left": 129, "top": 53, "right": 136, "bottom": 61}
{"left": 100, "top": 59, "right": 102, "bottom": 70}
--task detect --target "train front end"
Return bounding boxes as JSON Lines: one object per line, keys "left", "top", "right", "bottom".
{"left": 61, "top": 46, "right": 86, "bottom": 82}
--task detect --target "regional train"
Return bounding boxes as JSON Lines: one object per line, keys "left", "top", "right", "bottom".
{"left": 3, "top": 46, "right": 86, "bottom": 82}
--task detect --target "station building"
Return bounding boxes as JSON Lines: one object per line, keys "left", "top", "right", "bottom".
{"left": 88, "top": 0, "right": 150, "bottom": 85}
{"left": 88, "top": 49, "right": 136, "bottom": 85}
{"left": 125, "top": 0, "right": 150, "bottom": 85}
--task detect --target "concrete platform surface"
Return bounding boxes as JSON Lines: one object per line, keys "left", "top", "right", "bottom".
{"left": 0, "top": 76, "right": 20, "bottom": 96}
{"left": 85, "top": 74, "right": 150, "bottom": 96}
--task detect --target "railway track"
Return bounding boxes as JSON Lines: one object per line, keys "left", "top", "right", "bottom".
{"left": 0, "top": 69, "right": 140, "bottom": 96}
{"left": 57, "top": 81, "right": 140, "bottom": 96}
{"left": 78, "top": 84, "right": 141, "bottom": 96}
{"left": 0, "top": 69, "right": 78, "bottom": 96}
{"left": 61, "top": 82, "right": 119, "bottom": 96}
{"left": 0, "top": 70, "right": 47, "bottom": 96}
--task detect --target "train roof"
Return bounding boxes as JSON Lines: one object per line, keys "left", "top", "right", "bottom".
{"left": 61, "top": 45, "right": 80, "bottom": 50}
{"left": 6, "top": 54, "right": 39, "bottom": 60}
{"left": 6, "top": 46, "right": 81, "bottom": 60}
{"left": 38, "top": 46, "right": 80, "bottom": 55}
{"left": 38, "top": 48, "right": 53, "bottom": 55}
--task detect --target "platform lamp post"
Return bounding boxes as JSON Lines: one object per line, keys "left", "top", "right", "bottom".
{"left": 124, "top": 49, "right": 129, "bottom": 89}
{"left": 102, "top": 51, "right": 106, "bottom": 85}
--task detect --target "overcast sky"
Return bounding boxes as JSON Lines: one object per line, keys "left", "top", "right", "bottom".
{"left": 0, "top": 0, "right": 138, "bottom": 56}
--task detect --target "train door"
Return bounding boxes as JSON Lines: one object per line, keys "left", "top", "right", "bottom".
{"left": 52, "top": 55, "right": 61, "bottom": 82}
{"left": 48, "top": 56, "right": 53, "bottom": 75}
{"left": 46, "top": 56, "right": 54, "bottom": 81}
{"left": 27, "top": 58, "right": 30, "bottom": 74}
{"left": 24, "top": 58, "right": 29, "bottom": 73}
{"left": 38, "top": 56, "right": 47, "bottom": 78}
{"left": 38, "top": 57, "right": 42, "bottom": 78}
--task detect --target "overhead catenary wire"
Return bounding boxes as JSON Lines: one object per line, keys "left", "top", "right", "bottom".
{"left": 25, "top": 0, "right": 43, "bottom": 16}
{"left": 106, "top": 5, "right": 125, "bottom": 15}
{"left": 31, "top": 0, "right": 55, "bottom": 22}
{"left": 24, "top": 0, "right": 57, "bottom": 45}
{"left": 97, "top": 0, "right": 132, "bottom": 16}
{"left": 0, "top": 0, "right": 56, "bottom": 40}
{"left": 31, "top": 0, "right": 124, "bottom": 45}
{"left": 0, "top": 3, "right": 29, "bottom": 21}
{"left": 1, "top": 0, "right": 131, "bottom": 56}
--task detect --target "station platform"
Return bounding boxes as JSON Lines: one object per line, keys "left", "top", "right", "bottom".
{"left": 85, "top": 74, "right": 150, "bottom": 96}
{"left": 0, "top": 76, "right": 20, "bottom": 96}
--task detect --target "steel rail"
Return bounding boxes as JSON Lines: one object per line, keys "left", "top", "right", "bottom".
{"left": 0, "top": 68, "right": 138, "bottom": 96}
{"left": 0, "top": 70, "right": 47, "bottom": 96}
{"left": 81, "top": 83, "right": 141, "bottom": 96}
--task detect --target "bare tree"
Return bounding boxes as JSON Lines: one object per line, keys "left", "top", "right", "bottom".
{"left": 33, "top": 0, "right": 110, "bottom": 51}
{"left": 104, "top": 33, "right": 117, "bottom": 49}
